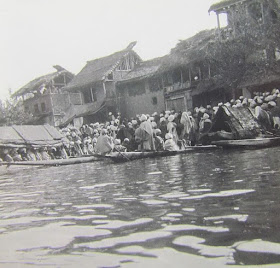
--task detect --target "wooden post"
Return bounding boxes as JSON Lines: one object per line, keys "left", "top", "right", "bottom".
{"left": 180, "top": 68, "right": 183, "bottom": 85}
{"left": 216, "top": 13, "right": 221, "bottom": 40}
{"left": 188, "top": 67, "right": 192, "bottom": 86}
{"left": 63, "top": 74, "right": 66, "bottom": 85}
{"left": 161, "top": 75, "right": 165, "bottom": 89}
{"left": 103, "top": 82, "right": 107, "bottom": 98}
{"left": 90, "top": 87, "right": 94, "bottom": 102}
{"left": 260, "top": 2, "right": 265, "bottom": 24}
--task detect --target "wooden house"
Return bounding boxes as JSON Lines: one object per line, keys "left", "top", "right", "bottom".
{"left": 209, "top": 0, "right": 280, "bottom": 97}
{"left": 12, "top": 66, "right": 78, "bottom": 126}
{"left": 116, "top": 57, "right": 166, "bottom": 118}
{"left": 158, "top": 0, "right": 280, "bottom": 110}
{"left": 61, "top": 42, "right": 142, "bottom": 124}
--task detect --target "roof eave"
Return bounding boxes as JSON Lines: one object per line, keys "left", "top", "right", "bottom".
{"left": 208, "top": 0, "right": 247, "bottom": 13}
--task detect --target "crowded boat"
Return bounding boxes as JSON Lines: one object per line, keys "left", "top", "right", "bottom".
{"left": 1, "top": 89, "right": 280, "bottom": 163}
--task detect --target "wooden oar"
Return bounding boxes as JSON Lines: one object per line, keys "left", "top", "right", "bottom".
{"left": 113, "top": 147, "right": 131, "bottom": 161}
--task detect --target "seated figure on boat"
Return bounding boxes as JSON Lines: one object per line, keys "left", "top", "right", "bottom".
{"left": 2, "top": 149, "right": 13, "bottom": 162}
{"left": 113, "top": 139, "right": 127, "bottom": 152}
{"left": 95, "top": 129, "right": 114, "bottom": 155}
{"left": 154, "top": 129, "right": 164, "bottom": 151}
{"left": 26, "top": 148, "right": 37, "bottom": 161}
{"left": 10, "top": 148, "right": 22, "bottom": 162}
{"left": 39, "top": 147, "right": 52, "bottom": 160}
{"left": 121, "top": 138, "right": 132, "bottom": 152}
{"left": 164, "top": 133, "right": 179, "bottom": 151}
{"left": 18, "top": 148, "right": 28, "bottom": 161}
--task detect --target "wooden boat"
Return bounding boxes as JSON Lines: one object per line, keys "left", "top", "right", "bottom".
{"left": 0, "top": 155, "right": 100, "bottom": 167}
{"left": 211, "top": 137, "right": 280, "bottom": 149}
{"left": 98, "top": 145, "right": 219, "bottom": 163}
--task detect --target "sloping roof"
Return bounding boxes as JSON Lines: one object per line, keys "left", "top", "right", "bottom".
{"left": 160, "top": 29, "right": 216, "bottom": 71}
{"left": 13, "top": 66, "right": 73, "bottom": 97}
{"left": 211, "top": 106, "right": 262, "bottom": 139}
{"left": 58, "top": 101, "right": 106, "bottom": 126}
{"left": 118, "top": 56, "right": 166, "bottom": 83}
{"left": 0, "top": 124, "right": 63, "bottom": 148}
{"left": 63, "top": 44, "right": 141, "bottom": 91}
{"left": 209, "top": 0, "right": 247, "bottom": 12}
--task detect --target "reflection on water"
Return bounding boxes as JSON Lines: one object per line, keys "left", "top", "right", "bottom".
{"left": 0, "top": 147, "right": 280, "bottom": 267}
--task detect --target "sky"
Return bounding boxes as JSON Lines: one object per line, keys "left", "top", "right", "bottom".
{"left": 0, "top": 0, "right": 221, "bottom": 100}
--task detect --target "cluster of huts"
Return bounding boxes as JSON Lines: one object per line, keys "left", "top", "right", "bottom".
{"left": 11, "top": 0, "right": 280, "bottom": 128}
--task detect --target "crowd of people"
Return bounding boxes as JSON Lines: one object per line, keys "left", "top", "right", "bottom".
{"left": 1, "top": 89, "right": 280, "bottom": 162}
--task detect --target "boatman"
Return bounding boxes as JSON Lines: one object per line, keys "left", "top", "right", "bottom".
{"left": 94, "top": 129, "right": 114, "bottom": 155}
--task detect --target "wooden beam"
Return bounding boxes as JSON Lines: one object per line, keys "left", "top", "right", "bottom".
{"left": 188, "top": 67, "right": 192, "bottom": 86}
{"left": 198, "top": 67, "right": 202, "bottom": 80}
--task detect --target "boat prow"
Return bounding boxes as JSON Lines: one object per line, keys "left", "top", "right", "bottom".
{"left": 0, "top": 155, "right": 100, "bottom": 167}
{"left": 100, "top": 145, "right": 219, "bottom": 163}
{"left": 211, "top": 137, "right": 280, "bottom": 149}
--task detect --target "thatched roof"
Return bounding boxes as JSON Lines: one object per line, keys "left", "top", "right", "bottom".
{"left": 160, "top": 29, "right": 216, "bottom": 71}
{"left": 13, "top": 66, "right": 74, "bottom": 97}
{"left": 63, "top": 43, "right": 142, "bottom": 91}
{"left": 211, "top": 105, "right": 263, "bottom": 139}
{"left": 118, "top": 56, "right": 166, "bottom": 84}
{"left": 209, "top": 0, "right": 247, "bottom": 12}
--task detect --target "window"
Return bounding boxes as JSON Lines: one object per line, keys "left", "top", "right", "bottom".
{"left": 107, "top": 72, "right": 113, "bottom": 80}
{"left": 128, "top": 82, "right": 146, "bottom": 96}
{"left": 83, "top": 88, "right": 93, "bottom": 104}
{"left": 152, "top": 96, "right": 158, "bottom": 105}
{"left": 41, "top": 102, "right": 46, "bottom": 112}
{"left": 248, "top": 2, "right": 263, "bottom": 23}
{"left": 149, "top": 77, "right": 161, "bottom": 92}
{"left": 270, "top": 10, "right": 278, "bottom": 24}
{"left": 275, "top": 48, "right": 280, "bottom": 61}
{"left": 34, "top": 104, "right": 39, "bottom": 113}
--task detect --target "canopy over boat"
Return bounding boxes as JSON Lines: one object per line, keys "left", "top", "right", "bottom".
{"left": 209, "top": 106, "right": 263, "bottom": 140}
{"left": 0, "top": 124, "right": 63, "bottom": 148}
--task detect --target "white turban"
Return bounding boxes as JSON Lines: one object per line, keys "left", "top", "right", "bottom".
{"left": 140, "top": 114, "right": 147, "bottom": 121}
{"left": 168, "top": 115, "right": 175, "bottom": 122}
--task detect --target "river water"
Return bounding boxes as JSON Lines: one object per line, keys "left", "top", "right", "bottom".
{"left": 0, "top": 147, "right": 280, "bottom": 267}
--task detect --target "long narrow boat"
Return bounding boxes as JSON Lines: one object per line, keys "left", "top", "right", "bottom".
{"left": 98, "top": 145, "right": 219, "bottom": 163}
{"left": 211, "top": 137, "right": 280, "bottom": 149}
{"left": 0, "top": 155, "right": 100, "bottom": 167}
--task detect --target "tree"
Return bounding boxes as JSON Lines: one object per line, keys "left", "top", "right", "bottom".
{"left": 0, "top": 96, "right": 34, "bottom": 126}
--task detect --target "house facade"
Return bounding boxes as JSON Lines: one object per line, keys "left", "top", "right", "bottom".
{"left": 116, "top": 57, "right": 166, "bottom": 118}
{"left": 12, "top": 66, "right": 78, "bottom": 126}
{"left": 61, "top": 42, "right": 142, "bottom": 125}
{"left": 156, "top": 0, "right": 280, "bottom": 111}
{"left": 209, "top": 0, "right": 280, "bottom": 97}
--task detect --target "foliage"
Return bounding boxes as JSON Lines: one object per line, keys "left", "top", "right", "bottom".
{"left": 0, "top": 97, "right": 34, "bottom": 126}
{"left": 205, "top": 16, "right": 280, "bottom": 91}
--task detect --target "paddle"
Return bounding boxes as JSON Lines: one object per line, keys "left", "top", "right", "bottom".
{"left": 113, "top": 147, "right": 130, "bottom": 161}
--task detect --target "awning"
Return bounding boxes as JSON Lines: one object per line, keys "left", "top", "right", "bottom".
{"left": 0, "top": 124, "right": 63, "bottom": 148}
